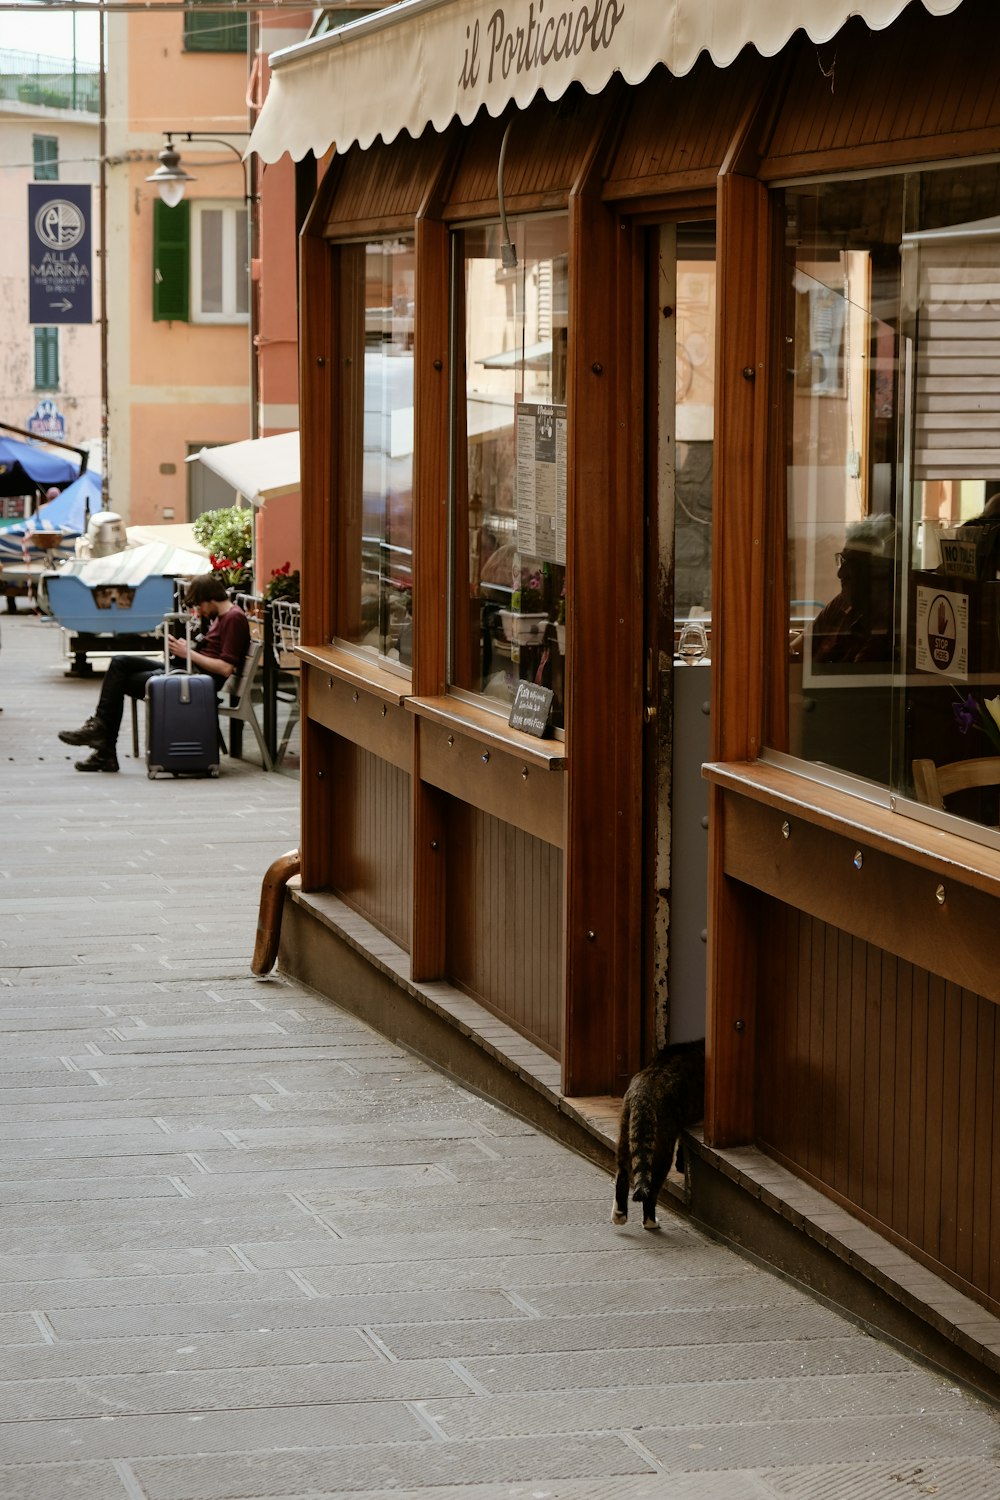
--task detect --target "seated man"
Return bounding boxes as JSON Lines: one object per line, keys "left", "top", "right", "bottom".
{"left": 58, "top": 574, "right": 250, "bottom": 773}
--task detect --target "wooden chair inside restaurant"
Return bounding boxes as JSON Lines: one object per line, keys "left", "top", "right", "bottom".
{"left": 912, "top": 756, "right": 1000, "bottom": 818}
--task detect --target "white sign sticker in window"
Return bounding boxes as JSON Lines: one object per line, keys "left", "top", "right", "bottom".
{"left": 915, "top": 585, "right": 969, "bottom": 679}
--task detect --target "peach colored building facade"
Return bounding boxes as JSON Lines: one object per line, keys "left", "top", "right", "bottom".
{"left": 250, "top": 15, "right": 310, "bottom": 581}
{"left": 101, "top": 2, "right": 308, "bottom": 582}
{"left": 105, "top": 2, "right": 256, "bottom": 528}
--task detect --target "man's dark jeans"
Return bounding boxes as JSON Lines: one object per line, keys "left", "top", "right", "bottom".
{"left": 95, "top": 655, "right": 163, "bottom": 742}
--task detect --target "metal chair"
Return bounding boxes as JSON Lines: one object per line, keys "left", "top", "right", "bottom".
{"left": 218, "top": 639, "right": 273, "bottom": 772}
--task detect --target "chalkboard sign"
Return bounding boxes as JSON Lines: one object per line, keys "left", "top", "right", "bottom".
{"left": 509, "top": 680, "right": 553, "bottom": 737}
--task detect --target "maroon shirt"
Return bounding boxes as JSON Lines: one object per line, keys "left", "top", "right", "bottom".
{"left": 198, "top": 605, "right": 250, "bottom": 674}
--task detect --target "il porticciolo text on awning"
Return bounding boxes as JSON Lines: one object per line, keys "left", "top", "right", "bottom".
{"left": 247, "top": 0, "right": 968, "bottom": 164}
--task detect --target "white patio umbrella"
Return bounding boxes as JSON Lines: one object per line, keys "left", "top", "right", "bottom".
{"left": 58, "top": 543, "right": 212, "bottom": 586}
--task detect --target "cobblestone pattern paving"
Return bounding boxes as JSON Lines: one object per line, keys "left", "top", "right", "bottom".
{"left": 0, "top": 611, "right": 998, "bottom": 1498}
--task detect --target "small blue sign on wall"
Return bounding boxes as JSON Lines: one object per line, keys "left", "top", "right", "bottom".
{"left": 28, "top": 183, "right": 93, "bottom": 325}
{"left": 26, "top": 398, "right": 66, "bottom": 439}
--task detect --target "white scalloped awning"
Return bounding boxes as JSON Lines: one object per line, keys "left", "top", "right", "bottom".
{"left": 186, "top": 431, "right": 300, "bottom": 507}
{"left": 248, "top": 0, "right": 967, "bottom": 163}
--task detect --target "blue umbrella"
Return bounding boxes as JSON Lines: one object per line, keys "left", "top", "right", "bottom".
{"left": 0, "top": 434, "right": 80, "bottom": 495}
{"left": 28, "top": 469, "right": 102, "bottom": 534}
{"left": 0, "top": 467, "right": 98, "bottom": 563}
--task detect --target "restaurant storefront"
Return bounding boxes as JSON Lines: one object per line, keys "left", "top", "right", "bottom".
{"left": 251, "top": 0, "right": 1000, "bottom": 1375}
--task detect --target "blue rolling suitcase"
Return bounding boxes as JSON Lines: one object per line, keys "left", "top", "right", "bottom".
{"left": 145, "top": 616, "right": 220, "bottom": 779}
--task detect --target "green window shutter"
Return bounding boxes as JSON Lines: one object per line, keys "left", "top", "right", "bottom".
{"left": 153, "top": 199, "right": 190, "bottom": 323}
{"left": 32, "top": 136, "right": 59, "bottom": 181}
{"left": 183, "top": 2, "right": 247, "bottom": 52}
{"left": 34, "top": 328, "right": 59, "bottom": 390}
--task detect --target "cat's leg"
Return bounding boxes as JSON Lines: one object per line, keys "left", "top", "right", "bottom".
{"left": 612, "top": 1101, "right": 630, "bottom": 1223}
{"left": 642, "top": 1137, "right": 674, "bottom": 1230}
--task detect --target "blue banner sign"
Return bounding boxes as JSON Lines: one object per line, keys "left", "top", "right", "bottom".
{"left": 28, "top": 183, "right": 93, "bottom": 325}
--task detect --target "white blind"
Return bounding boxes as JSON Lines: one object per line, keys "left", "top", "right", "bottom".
{"left": 915, "top": 236, "right": 1000, "bottom": 481}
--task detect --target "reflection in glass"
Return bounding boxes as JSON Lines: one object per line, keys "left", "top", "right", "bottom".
{"left": 336, "top": 237, "right": 415, "bottom": 664}
{"left": 451, "top": 217, "right": 568, "bottom": 729}
{"left": 674, "top": 227, "right": 716, "bottom": 653}
{"left": 775, "top": 164, "right": 1000, "bottom": 834}
{"left": 201, "top": 209, "right": 223, "bottom": 314}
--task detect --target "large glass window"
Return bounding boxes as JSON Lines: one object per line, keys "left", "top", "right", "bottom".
{"left": 335, "top": 236, "right": 415, "bottom": 665}
{"left": 774, "top": 162, "right": 1000, "bottom": 839}
{"left": 451, "top": 216, "right": 568, "bottom": 730}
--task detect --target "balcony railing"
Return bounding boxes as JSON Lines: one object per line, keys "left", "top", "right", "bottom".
{"left": 0, "top": 49, "right": 100, "bottom": 114}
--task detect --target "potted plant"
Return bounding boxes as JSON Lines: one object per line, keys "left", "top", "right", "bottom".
{"left": 192, "top": 505, "right": 253, "bottom": 595}
{"left": 263, "top": 562, "right": 300, "bottom": 603}
{"left": 501, "top": 567, "right": 548, "bottom": 645}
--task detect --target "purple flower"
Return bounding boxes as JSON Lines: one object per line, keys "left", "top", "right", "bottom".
{"left": 953, "top": 693, "right": 978, "bottom": 735}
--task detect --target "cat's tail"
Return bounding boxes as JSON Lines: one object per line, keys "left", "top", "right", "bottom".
{"left": 628, "top": 1091, "right": 656, "bottom": 1202}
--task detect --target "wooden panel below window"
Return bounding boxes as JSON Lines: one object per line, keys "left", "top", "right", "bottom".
{"left": 418, "top": 718, "right": 565, "bottom": 848}
{"left": 329, "top": 737, "right": 412, "bottom": 949}
{"left": 720, "top": 788, "right": 1000, "bottom": 1007}
{"left": 446, "top": 800, "right": 563, "bottom": 1055}
{"left": 306, "top": 664, "right": 412, "bottom": 770}
{"left": 757, "top": 900, "right": 1000, "bottom": 1314}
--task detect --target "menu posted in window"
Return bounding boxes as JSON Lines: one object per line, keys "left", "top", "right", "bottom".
{"left": 516, "top": 402, "right": 566, "bottom": 564}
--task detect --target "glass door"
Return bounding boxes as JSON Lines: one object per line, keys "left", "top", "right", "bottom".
{"left": 644, "top": 222, "right": 717, "bottom": 1051}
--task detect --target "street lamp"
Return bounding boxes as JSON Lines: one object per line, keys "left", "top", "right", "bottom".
{"left": 145, "top": 138, "right": 197, "bottom": 208}
{"left": 145, "top": 133, "right": 251, "bottom": 206}
{"left": 146, "top": 132, "right": 260, "bottom": 444}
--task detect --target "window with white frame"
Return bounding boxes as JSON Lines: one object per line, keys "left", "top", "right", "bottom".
{"left": 190, "top": 202, "right": 248, "bottom": 323}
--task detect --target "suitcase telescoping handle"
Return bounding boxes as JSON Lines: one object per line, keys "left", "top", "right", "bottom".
{"left": 158, "top": 612, "right": 194, "bottom": 675}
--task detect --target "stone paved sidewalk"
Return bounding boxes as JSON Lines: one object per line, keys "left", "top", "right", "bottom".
{"left": 0, "top": 609, "right": 998, "bottom": 1499}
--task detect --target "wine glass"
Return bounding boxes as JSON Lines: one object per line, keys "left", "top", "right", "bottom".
{"left": 676, "top": 620, "right": 708, "bottom": 663}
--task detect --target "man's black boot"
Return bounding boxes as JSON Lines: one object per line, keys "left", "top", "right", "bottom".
{"left": 74, "top": 745, "right": 119, "bottom": 773}
{"left": 59, "top": 715, "right": 106, "bottom": 748}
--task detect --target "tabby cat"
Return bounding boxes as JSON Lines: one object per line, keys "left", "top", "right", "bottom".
{"left": 612, "top": 1037, "right": 705, "bottom": 1230}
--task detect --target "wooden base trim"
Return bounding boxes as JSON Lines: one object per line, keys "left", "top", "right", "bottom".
{"left": 305, "top": 664, "right": 412, "bottom": 772}
{"left": 704, "top": 758, "right": 1000, "bottom": 896}
{"left": 721, "top": 787, "right": 1000, "bottom": 1008}
{"left": 406, "top": 694, "right": 565, "bottom": 769}
{"left": 418, "top": 717, "right": 565, "bottom": 850}
{"left": 297, "top": 644, "right": 411, "bottom": 704}
{"left": 759, "top": 1137, "right": 1000, "bottom": 1323}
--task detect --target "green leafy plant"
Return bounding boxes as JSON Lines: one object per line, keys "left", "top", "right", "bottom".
{"left": 208, "top": 554, "right": 251, "bottom": 589}
{"left": 263, "top": 562, "right": 300, "bottom": 603}
{"left": 511, "top": 569, "right": 544, "bottom": 612}
{"left": 192, "top": 505, "right": 252, "bottom": 566}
